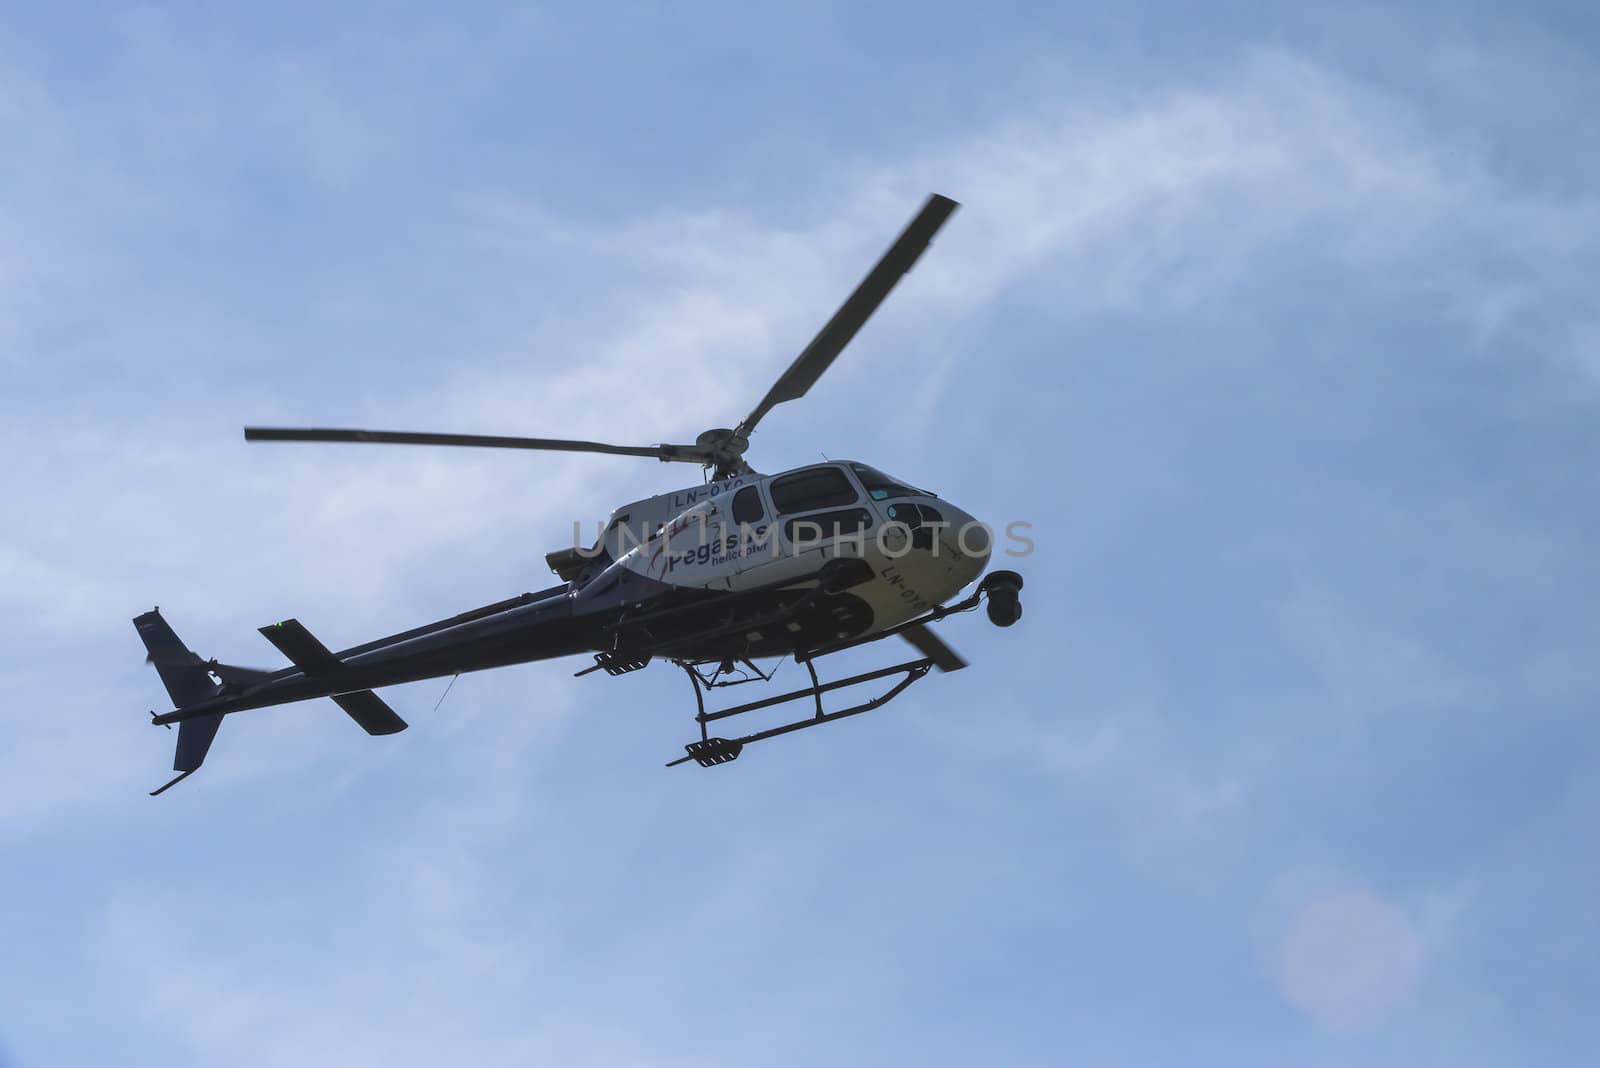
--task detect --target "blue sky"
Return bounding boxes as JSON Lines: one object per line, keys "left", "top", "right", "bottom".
{"left": 3, "top": 3, "right": 1598, "bottom": 1065}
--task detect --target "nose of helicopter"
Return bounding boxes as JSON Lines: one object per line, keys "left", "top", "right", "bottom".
{"left": 935, "top": 501, "right": 991, "bottom": 585}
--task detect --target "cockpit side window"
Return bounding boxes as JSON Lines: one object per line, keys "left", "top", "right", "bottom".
{"left": 731, "top": 485, "right": 765, "bottom": 525}
{"left": 783, "top": 508, "right": 872, "bottom": 547}
{"left": 770, "top": 466, "right": 858, "bottom": 515}
{"left": 849, "top": 463, "right": 928, "bottom": 501}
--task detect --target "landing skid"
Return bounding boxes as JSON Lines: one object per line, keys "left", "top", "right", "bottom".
{"left": 666, "top": 654, "right": 934, "bottom": 768}
{"left": 660, "top": 576, "right": 1027, "bottom": 768}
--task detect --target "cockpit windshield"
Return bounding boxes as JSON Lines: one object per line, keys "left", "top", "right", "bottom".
{"left": 849, "top": 463, "right": 931, "bottom": 501}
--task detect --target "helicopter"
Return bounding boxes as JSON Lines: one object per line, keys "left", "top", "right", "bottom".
{"left": 136, "top": 192, "right": 1025, "bottom": 795}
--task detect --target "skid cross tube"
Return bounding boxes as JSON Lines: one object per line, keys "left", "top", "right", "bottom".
{"left": 696, "top": 658, "right": 926, "bottom": 725}
{"left": 666, "top": 656, "right": 934, "bottom": 767}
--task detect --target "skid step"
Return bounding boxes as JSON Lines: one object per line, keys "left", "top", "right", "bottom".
{"left": 575, "top": 651, "right": 652, "bottom": 677}
{"left": 671, "top": 737, "right": 745, "bottom": 768}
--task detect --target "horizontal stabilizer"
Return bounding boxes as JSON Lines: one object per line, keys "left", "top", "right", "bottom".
{"left": 259, "top": 619, "right": 406, "bottom": 735}
{"left": 331, "top": 689, "right": 408, "bottom": 736}
{"left": 259, "top": 618, "right": 343, "bottom": 674}
{"left": 900, "top": 623, "right": 967, "bottom": 672}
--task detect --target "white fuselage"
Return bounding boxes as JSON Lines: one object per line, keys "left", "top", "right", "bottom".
{"left": 595, "top": 460, "right": 990, "bottom": 639}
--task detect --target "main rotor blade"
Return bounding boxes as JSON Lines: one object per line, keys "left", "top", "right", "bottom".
{"left": 737, "top": 193, "right": 959, "bottom": 438}
{"left": 243, "top": 427, "right": 708, "bottom": 462}
{"left": 899, "top": 623, "right": 968, "bottom": 673}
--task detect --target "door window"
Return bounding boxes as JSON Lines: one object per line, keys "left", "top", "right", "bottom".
{"left": 731, "top": 485, "right": 765, "bottom": 525}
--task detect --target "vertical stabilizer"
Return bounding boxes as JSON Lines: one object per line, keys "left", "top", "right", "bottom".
{"left": 134, "top": 609, "right": 221, "bottom": 707}
{"left": 134, "top": 609, "right": 226, "bottom": 795}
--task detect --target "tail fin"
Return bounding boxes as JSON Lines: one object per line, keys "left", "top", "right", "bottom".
{"left": 135, "top": 609, "right": 221, "bottom": 707}
{"left": 135, "top": 609, "right": 226, "bottom": 795}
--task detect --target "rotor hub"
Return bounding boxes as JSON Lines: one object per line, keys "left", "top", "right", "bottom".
{"left": 695, "top": 427, "right": 749, "bottom": 458}
{"left": 694, "top": 428, "right": 751, "bottom": 478}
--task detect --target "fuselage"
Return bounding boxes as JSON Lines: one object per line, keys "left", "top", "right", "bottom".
{"left": 585, "top": 459, "right": 990, "bottom": 654}
{"left": 153, "top": 460, "right": 990, "bottom": 724}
